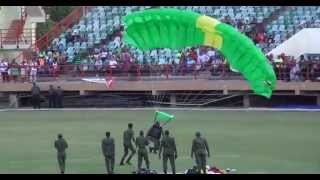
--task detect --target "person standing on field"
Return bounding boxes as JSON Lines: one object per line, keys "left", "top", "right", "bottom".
{"left": 191, "top": 132, "right": 210, "bottom": 174}
{"left": 159, "top": 130, "right": 177, "bottom": 174}
{"left": 54, "top": 134, "right": 68, "bottom": 174}
{"left": 30, "top": 82, "right": 41, "bottom": 109}
{"left": 56, "top": 86, "right": 64, "bottom": 108}
{"left": 147, "top": 121, "right": 163, "bottom": 154}
{"left": 102, "top": 131, "right": 115, "bottom": 174}
{"left": 135, "top": 130, "right": 150, "bottom": 171}
{"left": 120, "top": 123, "right": 136, "bottom": 165}
{"left": 48, "top": 85, "right": 57, "bottom": 108}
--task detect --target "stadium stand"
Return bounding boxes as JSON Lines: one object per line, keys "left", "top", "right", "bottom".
{"left": 1, "top": 6, "right": 320, "bottom": 83}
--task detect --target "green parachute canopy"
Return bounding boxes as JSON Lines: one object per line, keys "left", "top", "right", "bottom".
{"left": 155, "top": 111, "right": 175, "bottom": 122}
{"left": 123, "top": 8, "right": 277, "bottom": 98}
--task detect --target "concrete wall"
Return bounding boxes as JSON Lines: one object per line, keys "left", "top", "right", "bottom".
{"left": 0, "top": 6, "right": 20, "bottom": 29}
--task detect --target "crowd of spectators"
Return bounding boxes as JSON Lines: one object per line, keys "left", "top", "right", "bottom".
{"left": 1, "top": 44, "right": 320, "bottom": 83}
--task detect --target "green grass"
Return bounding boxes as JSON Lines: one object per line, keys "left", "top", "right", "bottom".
{"left": 0, "top": 110, "right": 319, "bottom": 174}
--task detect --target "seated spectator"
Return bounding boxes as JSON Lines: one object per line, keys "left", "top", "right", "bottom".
{"left": 0, "top": 59, "right": 9, "bottom": 83}
{"left": 29, "top": 60, "right": 38, "bottom": 82}
{"left": 20, "top": 60, "right": 28, "bottom": 83}
{"left": 101, "top": 49, "right": 108, "bottom": 62}
{"left": 81, "top": 58, "right": 89, "bottom": 72}
{"left": 109, "top": 57, "right": 118, "bottom": 69}
{"left": 88, "top": 56, "right": 95, "bottom": 72}
{"left": 95, "top": 58, "right": 103, "bottom": 72}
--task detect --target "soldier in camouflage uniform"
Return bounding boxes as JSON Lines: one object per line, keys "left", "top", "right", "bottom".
{"left": 191, "top": 132, "right": 210, "bottom": 174}
{"left": 135, "top": 130, "right": 150, "bottom": 170}
{"left": 159, "top": 130, "right": 177, "bottom": 174}
{"left": 54, "top": 134, "right": 68, "bottom": 174}
{"left": 102, "top": 131, "right": 115, "bottom": 174}
{"left": 120, "top": 123, "right": 136, "bottom": 165}
{"left": 147, "top": 121, "right": 163, "bottom": 153}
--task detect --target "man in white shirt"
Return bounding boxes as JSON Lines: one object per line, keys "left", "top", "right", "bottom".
{"left": 113, "top": 36, "right": 121, "bottom": 49}
{"left": 199, "top": 53, "right": 209, "bottom": 65}
{"left": 101, "top": 50, "right": 108, "bottom": 62}
{"left": 1, "top": 59, "right": 9, "bottom": 83}
{"left": 30, "top": 60, "right": 38, "bottom": 82}
{"left": 207, "top": 49, "right": 215, "bottom": 58}
{"left": 95, "top": 58, "right": 103, "bottom": 71}
{"left": 109, "top": 58, "right": 118, "bottom": 69}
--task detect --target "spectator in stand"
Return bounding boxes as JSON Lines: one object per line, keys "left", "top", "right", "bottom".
{"left": 30, "top": 59, "right": 38, "bottom": 82}
{"left": 58, "top": 38, "right": 65, "bottom": 54}
{"left": 0, "top": 59, "right": 9, "bottom": 83}
{"left": 20, "top": 60, "right": 28, "bottom": 83}
{"left": 222, "top": 16, "right": 233, "bottom": 26}
{"left": 109, "top": 56, "right": 118, "bottom": 69}
{"left": 101, "top": 48, "right": 108, "bottom": 63}
{"left": 4, "top": 59, "right": 9, "bottom": 82}
{"left": 236, "top": 19, "right": 245, "bottom": 33}
{"left": 95, "top": 57, "right": 103, "bottom": 76}
{"left": 38, "top": 54, "right": 46, "bottom": 74}
{"left": 81, "top": 58, "right": 89, "bottom": 72}
{"left": 88, "top": 55, "right": 95, "bottom": 72}
{"left": 255, "top": 32, "right": 266, "bottom": 44}
{"left": 65, "top": 31, "right": 73, "bottom": 44}
{"left": 122, "top": 49, "right": 132, "bottom": 73}
{"left": 267, "top": 54, "right": 274, "bottom": 64}
{"left": 290, "top": 63, "right": 301, "bottom": 82}
{"left": 52, "top": 60, "right": 59, "bottom": 78}
{"left": 10, "top": 59, "right": 19, "bottom": 83}
{"left": 198, "top": 51, "right": 209, "bottom": 71}
{"left": 72, "top": 25, "right": 80, "bottom": 42}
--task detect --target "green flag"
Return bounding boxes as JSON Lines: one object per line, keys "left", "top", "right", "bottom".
{"left": 155, "top": 111, "right": 175, "bottom": 122}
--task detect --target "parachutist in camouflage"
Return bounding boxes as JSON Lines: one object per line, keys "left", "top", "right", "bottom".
{"left": 191, "top": 132, "right": 210, "bottom": 174}
{"left": 159, "top": 130, "right": 177, "bottom": 174}
{"left": 54, "top": 134, "right": 68, "bottom": 174}
{"left": 135, "top": 130, "right": 150, "bottom": 170}
{"left": 102, "top": 131, "right": 115, "bottom": 174}
{"left": 120, "top": 123, "right": 136, "bottom": 165}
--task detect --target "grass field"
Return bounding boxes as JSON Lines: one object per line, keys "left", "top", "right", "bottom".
{"left": 0, "top": 109, "right": 319, "bottom": 174}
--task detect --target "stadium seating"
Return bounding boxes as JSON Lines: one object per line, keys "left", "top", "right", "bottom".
{"left": 46, "top": 6, "right": 283, "bottom": 65}
{"left": 265, "top": 6, "right": 320, "bottom": 52}
{"left": 28, "top": 6, "right": 319, "bottom": 82}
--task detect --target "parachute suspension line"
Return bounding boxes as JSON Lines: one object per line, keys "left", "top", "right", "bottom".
{"left": 147, "top": 93, "right": 243, "bottom": 107}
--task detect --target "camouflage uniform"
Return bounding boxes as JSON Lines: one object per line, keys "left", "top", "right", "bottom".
{"left": 54, "top": 137, "right": 68, "bottom": 174}
{"left": 191, "top": 135, "right": 210, "bottom": 174}
{"left": 159, "top": 134, "right": 177, "bottom": 174}
{"left": 135, "top": 135, "right": 150, "bottom": 170}
{"left": 120, "top": 128, "right": 136, "bottom": 164}
{"left": 102, "top": 136, "right": 115, "bottom": 174}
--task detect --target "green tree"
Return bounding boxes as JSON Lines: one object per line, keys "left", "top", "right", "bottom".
{"left": 36, "top": 6, "right": 76, "bottom": 39}
{"left": 46, "top": 6, "right": 75, "bottom": 22}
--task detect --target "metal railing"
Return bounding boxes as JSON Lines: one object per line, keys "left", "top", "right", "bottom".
{"left": 0, "top": 6, "right": 28, "bottom": 49}
{"left": 14, "top": 6, "right": 96, "bottom": 62}
{"left": 0, "top": 63, "right": 319, "bottom": 82}
{"left": 0, "top": 28, "right": 33, "bottom": 48}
